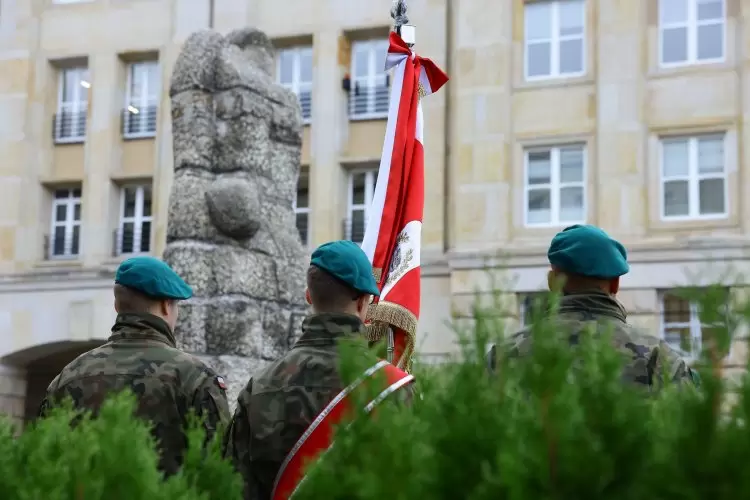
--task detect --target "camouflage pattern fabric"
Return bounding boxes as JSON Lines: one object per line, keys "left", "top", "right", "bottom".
{"left": 494, "top": 291, "right": 699, "bottom": 390}
{"left": 224, "top": 312, "right": 413, "bottom": 500}
{"left": 38, "top": 312, "right": 231, "bottom": 475}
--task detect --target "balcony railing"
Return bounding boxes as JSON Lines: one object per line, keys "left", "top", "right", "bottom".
{"left": 122, "top": 105, "right": 157, "bottom": 139}
{"left": 297, "top": 91, "right": 312, "bottom": 123}
{"left": 52, "top": 111, "right": 87, "bottom": 144}
{"left": 112, "top": 225, "right": 151, "bottom": 257}
{"left": 342, "top": 217, "right": 366, "bottom": 244}
{"left": 44, "top": 232, "right": 80, "bottom": 260}
{"left": 348, "top": 83, "right": 389, "bottom": 120}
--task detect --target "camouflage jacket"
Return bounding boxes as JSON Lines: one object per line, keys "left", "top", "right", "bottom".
{"left": 224, "top": 312, "right": 406, "bottom": 500}
{"left": 491, "top": 291, "right": 699, "bottom": 390}
{"left": 38, "top": 312, "right": 231, "bottom": 475}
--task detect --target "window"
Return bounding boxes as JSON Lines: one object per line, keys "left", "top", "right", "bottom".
{"left": 524, "top": 0, "right": 585, "bottom": 80}
{"left": 660, "top": 134, "right": 726, "bottom": 219}
{"left": 124, "top": 61, "right": 159, "bottom": 138}
{"left": 346, "top": 170, "right": 378, "bottom": 242}
{"left": 117, "top": 185, "right": 152, "bottom": 255}
{"left": 49, "top": 188, "right": 81, "bottom": 259}
{"left": 661, "top": 289, "right": 729, "bottom": 360}
{"left": 55, "top": 67, "right": 89, "bottom": 143}
{"left": 524, "top": 144, "right": 586, "bottom": 226}
{"left": 294, "top": 173, "right": 310, "bottom": 246}
{"left": 659, "top": 0, "right": 725, "bottom": 67}
{"left": 349, "top": 40, "right": 389, "bottom": 119}
{"left": 278, "top": 47, "right": 312, "bottom": 122}
{"left": 520, "top": 293, "right": 551, "bottom": 326}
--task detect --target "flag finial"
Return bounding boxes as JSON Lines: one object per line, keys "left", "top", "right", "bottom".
{"left": 391, "top": 0, "right": 415, "bottom": 46}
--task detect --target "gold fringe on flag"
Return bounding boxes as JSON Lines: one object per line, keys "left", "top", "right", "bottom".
{"left": 364, "top": 301, "right": 417, "bottom": 371}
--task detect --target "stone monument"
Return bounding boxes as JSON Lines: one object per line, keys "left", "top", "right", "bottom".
{"left": 164, "top": 28, "right": 309, "bottom": 402}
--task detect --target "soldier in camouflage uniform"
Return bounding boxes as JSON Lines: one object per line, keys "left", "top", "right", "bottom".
{"left": 488, "top": 224, "right": 699, "bottom": 390}
{"left": 224, "top": 240, "right": 410, "bottom": 500}
{"left": 38, "top": 256, "right": 231, "bottom": 475}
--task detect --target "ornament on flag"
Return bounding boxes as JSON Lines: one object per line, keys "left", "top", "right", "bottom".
{"left": 360, "top": 0, "right": 448, "bottom": 371}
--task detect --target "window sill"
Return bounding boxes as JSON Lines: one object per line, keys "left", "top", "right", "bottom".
{"left": 53, "top": 137, "right": 85, "bottom": 145}
{"left": 648, "top": 60, "right": 732, "bottom": 80}
{"left": 123, "top": 132, "right": 157, "bottom": 141}
{"left": 349, "top": 113, "right": 388, "bottom": 122}
{"left": 34, "top": 258, "right": 82, "bottom": 270}
{"left": 514, "top": 74, "right": 593, "bottom": 92}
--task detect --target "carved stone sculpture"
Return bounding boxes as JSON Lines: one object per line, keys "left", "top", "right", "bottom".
{"left": 164, "top": 28, "right": 309, "bottom": 403}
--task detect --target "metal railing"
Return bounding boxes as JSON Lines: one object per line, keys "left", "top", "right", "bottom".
{"left": 44, "top": 232, "right": 79, "bottom": 260}
{"left": 112, "top": 226, "right": 151, "bottom": 256}
{"left": 342, "top": 217, "right": 366, "bottom": 243}
{"left": 348, "top": 84, "right": 389, "bottom": 119}
{"left": 52, "top": 111, "right": 87, "bottom": 144}
{"left": 122, "top": 105, "right": 158, "bottom": 138}
{"left": 297, "top": 91, "right": 312, "bottom": 122}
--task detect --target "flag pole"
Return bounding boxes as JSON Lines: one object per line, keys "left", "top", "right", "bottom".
{"left": 386, "top": 0, "right": 415, "bottom": 365}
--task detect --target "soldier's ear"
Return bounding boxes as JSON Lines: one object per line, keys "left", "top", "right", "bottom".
{"left": 608, "top": 277, "right": 620, "bottom": 295}
{"left": 305, "top": 289, "right": 312, "bottom": 305}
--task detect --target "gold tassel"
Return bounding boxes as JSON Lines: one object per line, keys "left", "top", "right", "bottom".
{"left": 364, "top": 301, "right": 418, "bottom": 371}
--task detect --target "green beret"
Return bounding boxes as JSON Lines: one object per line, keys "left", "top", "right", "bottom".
{"left": 547, "top": 224, "right": 629, "bottom": 279}
{"left": 115, "top": 256, "right": 193, "bottom": 300}
{"left": 310, "top": 240, "right": 380, "bottom": 296}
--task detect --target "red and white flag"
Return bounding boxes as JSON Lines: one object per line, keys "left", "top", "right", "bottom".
{"left": 361, "top": 31, "right": 448, "bottom": 371}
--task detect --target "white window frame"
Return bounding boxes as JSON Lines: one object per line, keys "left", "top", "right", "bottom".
{"left": 523, "top": 144, "right": 587, "bottom": 227}
{"left": 349, "top": 39, "right": 390, "bottom": 120}
{"left": 659, "top": 134, "right": 728, "bottom": 221}
{"left": 277, "top": 47, "right": 313, "bottom": 124}
{"left": 55, "top": 67, "right": 89, "bottom": 143}
{"left": 524, "top": 0, "right": 586, "bottom": 81}
{"left": 293, "top": 174, "right": 311, "bottom": 247}
{"left": 117, "top": 185, "right": 152, "bottom": 256}
{"left": 658, "top": 0, "right": 726, "bottom": 69}
{"left": 49, "top": 188, "right": 81, "bottom": 259}
{"left": 346, "top": 169, "right": 378, "bottom": 242}
{"left": 124, "top": 61, "right": 159, "bottom": 139}
{"left": 659, "top": 290, "right": 730, "bottom": 362}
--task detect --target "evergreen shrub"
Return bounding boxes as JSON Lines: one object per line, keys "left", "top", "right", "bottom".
{"left": 1, "top": 285, "right": 747, "bottom": 499}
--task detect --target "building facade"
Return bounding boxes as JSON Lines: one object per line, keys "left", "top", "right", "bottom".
{"left": 0, "top": 0, "right": 748, "bottom": 427}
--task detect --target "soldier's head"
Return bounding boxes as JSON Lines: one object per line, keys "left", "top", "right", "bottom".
{"left": 113, "top": 256, "right": 193, "bottom": 331}
{"left": 113, "top": 284, "right": 181, "bottom": 329}
{"left": 546, "top": 225, "right": 629, "bottom": 296}
{"left": 305, "top": 241, "right": 380, "bottom": 322}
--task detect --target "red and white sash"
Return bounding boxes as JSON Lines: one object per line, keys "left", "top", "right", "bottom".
{"left": 271, "top": 360, "right": 414, "bottom": 500}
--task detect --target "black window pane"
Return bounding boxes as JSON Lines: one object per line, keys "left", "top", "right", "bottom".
{"left": 71, "top": 225, "right": 80, "bottom": 255}
{"left": 142, "top": 188, "right": 153, "bottom": 217}
{"left": 53, "top": 226, "right": 66, "bottom": 255}
{"left": 139, "top": 221, "right": 151, "bottom": 253}
{"left": 121, "top": 222, "right": 135, "bottom": 254}
{"left": 55, "top": 205, "right": 67, "bottom": 222}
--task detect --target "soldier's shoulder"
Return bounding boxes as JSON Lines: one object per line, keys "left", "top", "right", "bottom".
{"left": 250, "top": 347, "right": 341, "bottom": 396}
{"left": 56, "top": 343, "right": 115, "bottom": 380}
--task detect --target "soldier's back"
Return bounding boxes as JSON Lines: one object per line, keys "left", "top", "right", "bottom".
{"left": 507, "top": 292, "right": 696, "bottom": 390}
{"left": 44, "top": 332, "right": 221, "bottom": 474}
{"left": 226, "top": 312, "right": 372, "bottom": 499}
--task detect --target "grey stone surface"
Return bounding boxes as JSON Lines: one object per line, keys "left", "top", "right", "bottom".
{"left": 165, "top": 28, "right": 309, "bottom": 404}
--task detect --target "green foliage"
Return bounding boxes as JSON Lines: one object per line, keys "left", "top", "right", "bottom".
{"left": 2, "top": 285, "right": 748, "bottom": 499}
{"left": 296, "top": 286, "right": 750, "bottom": 500}
{"left": 0, "top": 391, "right": 242, "bottom": 500}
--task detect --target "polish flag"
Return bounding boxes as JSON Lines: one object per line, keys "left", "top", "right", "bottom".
{"left": 360, "top": 31, "right": 448, "bottom": 371}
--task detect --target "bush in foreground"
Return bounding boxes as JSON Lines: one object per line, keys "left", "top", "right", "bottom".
{"left": 0, "top": 286, "right": 746, "bottom": 499}
{"left": 0, "top": 391, "right": 242, "bottom": 500}
{"left": 296, "top": 285, "right": 750, "bottom": 499}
